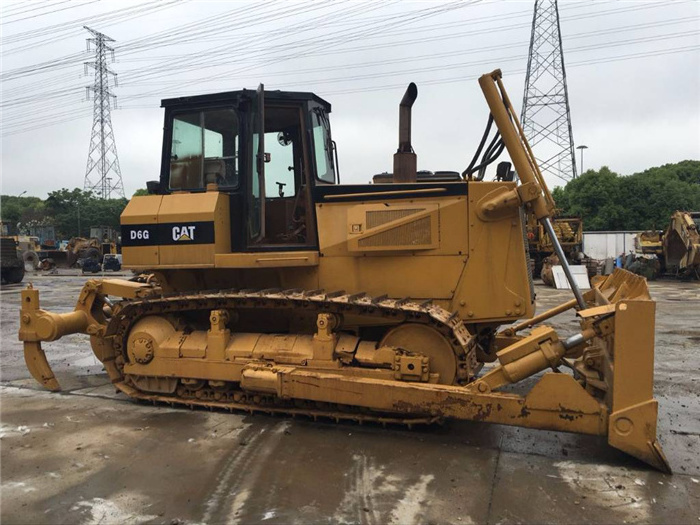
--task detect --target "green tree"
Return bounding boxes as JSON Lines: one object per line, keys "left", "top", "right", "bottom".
{"left": 554, "top": 161, "right": 700, "bottom": 230}
{"left": 3, "top": 189, "right": 129, "bottom": 240}
{"left": 45, "top": 189, "right": 127, "bottom": 239}
{"left": 0, "top": 195, "right": 47, "bottom": 233}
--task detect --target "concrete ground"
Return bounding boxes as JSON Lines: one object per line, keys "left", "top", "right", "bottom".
{"left": 1, "top": 271, "right": 698, "bottom": 524}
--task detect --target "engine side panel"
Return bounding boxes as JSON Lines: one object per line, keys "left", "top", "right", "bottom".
{"left": 315, "top": 192, "right": 468, "bottom": 300}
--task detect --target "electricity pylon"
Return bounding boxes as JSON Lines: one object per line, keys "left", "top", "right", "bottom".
{"left": 83, "top": 26, "right": 124, "bottom": 199}
{"left": 521, "top": 0, "right": 578, "bottom": 183}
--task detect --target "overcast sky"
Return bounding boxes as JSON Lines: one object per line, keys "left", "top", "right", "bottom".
{"left": 1, "top": 0, "right": 699, "bottom": 198}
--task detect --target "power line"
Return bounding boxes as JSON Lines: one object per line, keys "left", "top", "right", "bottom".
{"left": 1, "top": 0, "right": 52, "bottom": 17}
{"left": 1, "top": 0, "right": 76, "bottom": 22}
{"left": 4, "top": 43, "right": 697, "bottom": 138}
{"left": 112, "top": 0, "right": 689, "bottom": 98}
{"left": 119, "top": 26, "right": 699, "bottom": 90}
{"left": 322, "top": 45, "right": 700, "bottom": 96}
{"left": 3, "top": 27, "right": 697, "bottom": 132}
{"left": 1, "top": 0, "right": 101, "bottom": 26}
{"left": 2, "top": 0, "right": 697, "bottom": 136}
{"left": 117, "top": 1, "right": 476, "bottom": 101}
{"left": 2, "top": 1, "right": 185, "bottom": 55}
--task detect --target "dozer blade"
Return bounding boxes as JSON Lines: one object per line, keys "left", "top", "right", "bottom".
{"left": 23, "top": 341, "right": 60, "bottom": 392}
{"left": 604, "top": 292, "right": 672, "bottom": 473}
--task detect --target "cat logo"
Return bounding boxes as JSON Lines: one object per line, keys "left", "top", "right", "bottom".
{"left": 172, "top": 225, "right": 196, "bottom": 242}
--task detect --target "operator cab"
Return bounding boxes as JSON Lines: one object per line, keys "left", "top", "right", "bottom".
{"left": 153, "top": 86, "right": 338, "bottom": 251}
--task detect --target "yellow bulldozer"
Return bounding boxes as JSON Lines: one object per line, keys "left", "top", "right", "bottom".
{"left": 636, "top": 229, "right": 664, "bottom": 258}
{"left": 526, "top": 213, "right": 584, "bottom": 274}
{"left": 18, "top": 70, "right": 669, "bottom": 472}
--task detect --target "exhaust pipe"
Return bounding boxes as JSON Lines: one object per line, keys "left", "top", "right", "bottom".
{"left": 393, "top": 82, "right": 418, "bottom": 183}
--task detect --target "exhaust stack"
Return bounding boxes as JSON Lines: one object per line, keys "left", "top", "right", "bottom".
{"left": 393, "top": 82, "right": 418, "bottom": 183}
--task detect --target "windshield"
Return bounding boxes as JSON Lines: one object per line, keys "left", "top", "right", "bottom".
{"left": 169, "top": 108, "right": 239, "bottom": 190}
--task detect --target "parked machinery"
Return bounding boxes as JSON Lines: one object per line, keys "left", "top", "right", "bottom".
{"left": 102, "top": 254, "right": 122, "bottom": 272}
{"left": 527, "top": 214, "right": 584, "bottom": 274}
{"left": 663, "top": 211, "right": 700, "bottom": 279}
{"left": 1, "top": 237, "right": 25, "bottom": 284}
{"left": 633, "top": 212, "right": 699, "bottom": 280}
{"left": 65, "top": 233, "right": 117, "bottom": 269}
{"left": 636, "top": 230, "right": 664, "bottom": 259}
{"left": 18, "top": 70, "right": 670, "bottom": 472}
{"left": 15, "top": 235, "right": 41, "bottom": 270}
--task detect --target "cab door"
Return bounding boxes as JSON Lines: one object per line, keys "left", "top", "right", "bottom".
{"left": 246, "top": 94, "right": 316, "bottom": 250}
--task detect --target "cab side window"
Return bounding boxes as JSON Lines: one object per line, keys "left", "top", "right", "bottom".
{"left": 169, "top": 108, "right": 238, "bottom": 190}
{"left": 264, "top": 130, "right": 296, "bottom": 198}
{"left": 312, "top": 109, "right": 335, "bottom": 184}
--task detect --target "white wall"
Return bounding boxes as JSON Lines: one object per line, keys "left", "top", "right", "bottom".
{"left": 583, "top": 231, "right": 638, "bottom": 260}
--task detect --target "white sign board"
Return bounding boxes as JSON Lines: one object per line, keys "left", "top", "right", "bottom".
{"left": 583, "top": 231, "right": 638, "bottom": 260}
{"left": 552, "top": 265, "right": 591, "bottom": 290}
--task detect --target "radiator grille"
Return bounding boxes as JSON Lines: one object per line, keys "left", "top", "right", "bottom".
{"left": 358, "top": 216, "right": 432, "bottom": 248}
{"left": 366, "top": 208, "right": 423, "bottom": 229}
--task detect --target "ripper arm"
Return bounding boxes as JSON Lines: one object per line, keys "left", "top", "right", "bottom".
{"left": 19, "top": 279, "right": 159, "bottom": 391}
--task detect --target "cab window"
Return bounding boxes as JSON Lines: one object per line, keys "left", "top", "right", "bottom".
{"left": 312, "top": 109, "right": 335, "bottom": 183}
{"left": 265, "top": 130, "right": 296, "bottom": 198}
{"left": 169, "top": 108, "right": 238, "bottom": 190}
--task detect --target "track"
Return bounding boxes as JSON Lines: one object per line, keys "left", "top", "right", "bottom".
{"left": 101, "top": 288, "right": 478, "bottom": 424}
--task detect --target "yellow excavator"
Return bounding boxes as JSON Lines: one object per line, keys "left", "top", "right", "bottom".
{"left": 19, "top": 70, "right": 670, "bottom": 472}
{"left": 663, "top": 210, "right": 700, "bottom": 279}
{"left": 635, "top": 211, "right": 699, "bottom": 280}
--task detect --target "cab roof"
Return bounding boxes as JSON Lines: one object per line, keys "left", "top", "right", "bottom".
{"left": 161, "top": 89, "right": 332, "bottom": 112}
